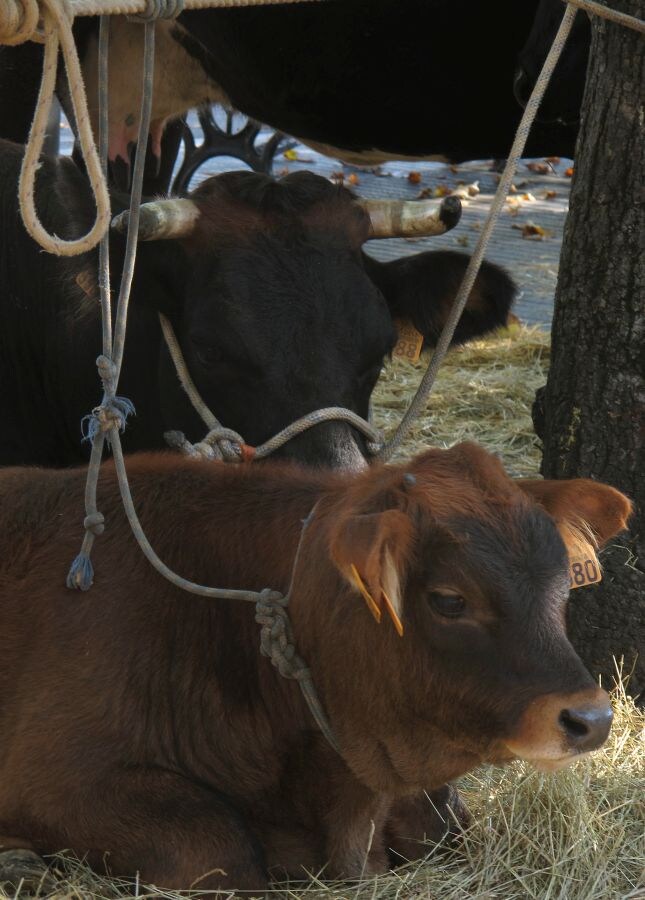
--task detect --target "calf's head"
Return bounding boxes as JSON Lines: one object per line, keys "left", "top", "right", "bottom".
{"left": 116, "top": 171, "right": 515, "bottom": 468}
{"left": 290, "top": 443, "right": 631, "bottom": 790}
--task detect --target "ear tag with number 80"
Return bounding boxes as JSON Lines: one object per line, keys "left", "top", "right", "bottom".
{"left": 569, "top": 554, "right": 602, "bottom": 590}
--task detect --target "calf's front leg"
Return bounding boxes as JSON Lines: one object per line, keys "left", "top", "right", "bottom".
{"left": 386, "top": 785, "right": 471, "bottom": 865}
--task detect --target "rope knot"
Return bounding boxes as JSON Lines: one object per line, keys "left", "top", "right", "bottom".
{"left": 129, "top": 0, "right": 184, "bottom": 21}
{"left": 83, "top": 512, "right": 105, "bottom": 535}
{"left": 96, "top": 355, "right": 117, "bottom": 397}
{"left": 82, "top": 396, "right": 136, "bottom": 444}
{"left": 255, "top": 589, "right": 310, "bottom": 681}
{"left": 164, "top": 427, "right": 252, "bottom": 464}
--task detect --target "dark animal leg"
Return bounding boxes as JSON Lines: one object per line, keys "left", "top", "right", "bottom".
{"left": 0, "top": 841, "right": 56, "bottom": 893}
{"left": 385, "top": 785, "right": 472, "bottom": 865}
{"left": 61, "top": 769, "right": 268, "bottom": 892}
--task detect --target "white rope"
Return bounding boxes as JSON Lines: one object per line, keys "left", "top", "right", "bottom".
{"left": 16, "top": 0, "right": 112, "bottom": 256}
{"left": 560, "top": 0, "right": 645, "bottom": 34}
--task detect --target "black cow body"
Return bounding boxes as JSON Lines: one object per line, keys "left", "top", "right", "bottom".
{"left": 0, "top": 139, "right": 515, "bottom": 468}
{"left": 0, "top": 0, "right": 584, "bottom": 192}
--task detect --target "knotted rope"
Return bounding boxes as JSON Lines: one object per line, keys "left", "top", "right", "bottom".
{"left": 158, "top": 312, "right": 384, "bottom": 461}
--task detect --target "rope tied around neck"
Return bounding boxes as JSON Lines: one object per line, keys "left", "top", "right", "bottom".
{"left": 255, "top": 591, "right": 340, "bottom": 754}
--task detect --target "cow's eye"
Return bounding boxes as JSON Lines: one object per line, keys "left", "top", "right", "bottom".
{"left": 194, "top": 345, "right": 222, "bottom": 368}
{"left": 428, "top": 592, "right": 466, "bottom": 619}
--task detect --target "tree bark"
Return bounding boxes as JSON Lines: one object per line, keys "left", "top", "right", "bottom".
{"left": 540, "top": 1, "right": 644, "bottom": 701}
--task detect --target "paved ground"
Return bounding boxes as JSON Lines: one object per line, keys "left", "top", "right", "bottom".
{"left": 61, "top": 109, "right": 573, "bottom": 327}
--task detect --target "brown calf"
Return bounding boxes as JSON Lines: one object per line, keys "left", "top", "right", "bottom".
{"left": 0, "top": 443, "right": 631, "bottom": 890}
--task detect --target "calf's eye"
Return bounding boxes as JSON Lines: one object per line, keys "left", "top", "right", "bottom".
{"left": 428, "top": 592, "right": 466, "bottom": 619}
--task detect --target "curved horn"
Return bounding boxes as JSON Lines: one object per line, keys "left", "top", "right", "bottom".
{"left": 111, "top": 199, "right": 200, "bottom": 241}
{"left": 359, "top": 195, "right": 462, "bottom": 239}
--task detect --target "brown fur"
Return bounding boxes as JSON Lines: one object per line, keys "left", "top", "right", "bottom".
{"left": 0, "top": 444, "right": 631, "bottom": 890}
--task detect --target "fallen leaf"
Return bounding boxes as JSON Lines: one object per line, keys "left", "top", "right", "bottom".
{"left": 407, "top": 171, "right": 422, "bottom": 184}
{"left": 283, "top": 148, "right": 299, "bottom": 161}
{"left": 565, "top": 167, "right": 574, "bottom": 177}
{"left": 450, "top": 181, "right": 479, "bottom": 200}
{"left": 330, "top": 171, "right": 345, "bottom": 183}
{"left": 544, "top": 190, "right": 557, "bottom": 200}
{"left": 526, "top": 162, "right": 550, "bottom": 174}
{"left": 512, "top": 221, "right": 552, "bottom": 239}
{"left": 521, "top": 192, "right": 537, "bottom": 202}
{"left": 347, "top": 173, "right": 360, "bottom": 186}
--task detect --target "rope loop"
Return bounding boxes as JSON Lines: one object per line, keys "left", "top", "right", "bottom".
{"left": 0, "top": 0, "right": 40, "bottom": 44}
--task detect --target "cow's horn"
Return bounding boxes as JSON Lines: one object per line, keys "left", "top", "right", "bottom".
{"left": 360, "top": 195, "right": 462, "bottom": 239}
{"left": 111, "top": 199, "right": 200, "bottom": 241}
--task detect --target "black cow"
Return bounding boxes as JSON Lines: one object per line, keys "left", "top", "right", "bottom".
{"left": 514, "top": 1, "right": 591, "bottom": 127}
{"left": 0, "top": 139, "right": 515, "bottom": 468}
{"left": 0, "top": 0, "right": 583, "bottom": 194}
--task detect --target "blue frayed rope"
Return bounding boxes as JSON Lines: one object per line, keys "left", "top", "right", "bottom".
{"left": 81, "top": 396, "right": 136, "bottom": 445}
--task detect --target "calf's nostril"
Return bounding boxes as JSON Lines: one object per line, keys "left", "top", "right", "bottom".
{"left": 559, "top": 704, "right": 613, "bottom": 752}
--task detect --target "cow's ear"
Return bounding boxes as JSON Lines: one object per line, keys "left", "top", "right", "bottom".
{"left": 516, "top": 478, "right": 632, "bottom": 549}
{"left": 362, "top": 249, "right": 516, "bottom": 346}
{"left": 329, "top": 509, "right": 413, "bottom": 635}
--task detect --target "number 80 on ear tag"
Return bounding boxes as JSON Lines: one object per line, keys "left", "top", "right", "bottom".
{"left": 570, "top": 556, "right": 601, "bottom": 589}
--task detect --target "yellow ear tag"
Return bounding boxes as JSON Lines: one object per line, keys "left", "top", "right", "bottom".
{"left": 558, "top": 522, "right": 603, "bottom": 590}
{"left": 393, "top": 320, "right": 424, "bottom": 363}
{"left": 569, "top": 552, "right": 602, "bottom": 590}
{"left": 350, "top": 564, "right": 382, "bottom": 623}
{"left": 381, "top": 589, "right": 404, "bottom": 637}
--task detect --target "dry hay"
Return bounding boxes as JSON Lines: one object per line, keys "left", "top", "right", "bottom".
{"left": 2, "top": 327, "right": 643, "bottom": 900}
{"left": 372, "top": 323, "right": 550, "bottom": 477}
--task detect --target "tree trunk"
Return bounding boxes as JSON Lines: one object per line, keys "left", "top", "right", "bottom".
{"left": 540, "top": 1, "right": 644, "bottom": 701}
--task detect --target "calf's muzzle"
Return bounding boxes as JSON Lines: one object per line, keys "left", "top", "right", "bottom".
{"left": 505, "top": 686, "right": 613, "bottom": 770}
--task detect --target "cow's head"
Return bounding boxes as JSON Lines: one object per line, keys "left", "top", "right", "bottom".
{"left": 290, "top": 443, "right": 631, "bottom": 790}
{"left": 115, "top": 172, "right": 515, "bottom": 468}
{"left": 514, "top": 1, "right": 590, "bottom": 126}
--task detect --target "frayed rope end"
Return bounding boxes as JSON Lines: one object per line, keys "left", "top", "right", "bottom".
{"left": 81, "top": 396, "right": 136, "bottom": 445}
{"left": 66, "top": 553, "right": 95, "bottom": 591}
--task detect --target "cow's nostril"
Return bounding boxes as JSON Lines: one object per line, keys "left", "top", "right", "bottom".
{"left": 559, "top": 704, "right": 613, "bottom": 752}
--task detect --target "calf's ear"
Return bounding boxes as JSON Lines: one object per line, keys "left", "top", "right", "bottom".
{"left": 516, "top": 478, "right": 632, "bottom": 548}
{"left": 329, "top": 510, "right": 413, "bottom": 636}
{"left": 362, "top": 249, "right": 516, "bottom": 346}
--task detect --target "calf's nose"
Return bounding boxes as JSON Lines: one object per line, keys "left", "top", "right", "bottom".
{"left": 559, "top": 700, "right": 613, "bottom": 753}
